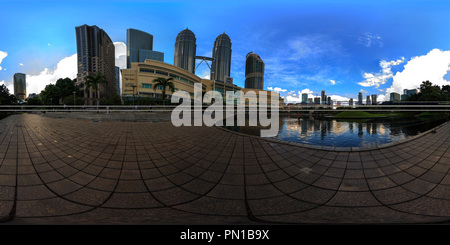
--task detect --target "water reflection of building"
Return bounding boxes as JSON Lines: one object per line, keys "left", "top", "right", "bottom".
{"left": 283, "top": 118, "right": 384, "bottom": 142}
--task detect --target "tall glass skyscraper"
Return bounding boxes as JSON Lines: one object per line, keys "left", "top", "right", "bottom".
{"left": 174, "top": 28, "right": 196, "bottom": 74}
{"left": 127, "top": 28, "right": 164, "bottom": 68}
{"left": 13, "top": 73, "right": 26, "bottom": 100}
{"left": 75, "top": 24, "right": 116, "bottom": 102}
{"left": 211, "top": 33, "right": 232, "bottom": 82}
{"left": 244, "top": 52, "right": 264, "bottom": 90}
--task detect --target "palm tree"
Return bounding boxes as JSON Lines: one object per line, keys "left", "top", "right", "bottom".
{"left": 152, "top": 77, "right": 175, "bottom": 106}
{"left": 85, "top": 73, "right": 108, "bottom": 108}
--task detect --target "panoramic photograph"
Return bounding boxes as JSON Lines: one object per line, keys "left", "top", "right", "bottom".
{"left": 0, "top": 0, "right": 449, "bottom": 241}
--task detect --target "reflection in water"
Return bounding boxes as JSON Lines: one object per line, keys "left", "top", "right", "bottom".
{"left": 225, "top": 115, "right": 448, "bottom": 147}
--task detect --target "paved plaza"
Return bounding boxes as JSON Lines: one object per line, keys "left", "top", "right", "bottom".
{"left": 0, "top": 112, "right": 449, "bottom": 224}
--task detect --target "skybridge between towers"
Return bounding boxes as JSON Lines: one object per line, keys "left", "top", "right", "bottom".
{"left": 194, "top": 56, "right": 214, "bottom": 73}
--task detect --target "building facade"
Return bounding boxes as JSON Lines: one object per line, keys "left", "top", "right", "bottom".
{"left": 390, "top": 92, "right": 400, "bottom": 102}
{"left": 14, "top": 73, "right": 26, "bottom": 100}
{"left": 121, "top": 59, "right": 282, "bottom": 106}
{"left": 174, "top": 28, "right": 196, "bottom": 74}
{"left": 75, "top": 24, "right": 116, "bottom": 104}
{"left": 127, "top": 28, "right": 163, "bottom": 68}
{"left": 371, "top": 94, "right": 377, "bottom": 105}
{"left": 302, "top": 93, "right": 308, "bottom": 103}
{"left": 244, "top": 52, "right": 264, "bottom": 90}
{"left": 211, "top": 33, "right": 232, "bottom": 82}
{"left": 358, "top": 92, "right": 363, "bottom": 105}
{"left": 321, "top": 90, "right": 326, "bottom": 104}
{"left": 115, "top": 66, "right": 121, "bottom": 95}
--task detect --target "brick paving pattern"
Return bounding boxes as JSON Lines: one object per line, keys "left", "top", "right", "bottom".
{"left": 0, "top": 113, "right": 449, "bottom": 224}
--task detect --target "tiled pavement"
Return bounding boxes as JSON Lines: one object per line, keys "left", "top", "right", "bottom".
{"left": 0, "top": 113, "right": 449, "bottom": 224}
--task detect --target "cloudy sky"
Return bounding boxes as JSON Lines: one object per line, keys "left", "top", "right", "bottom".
{"left": 1, "top": 0, "right": 450, "bottom": 103}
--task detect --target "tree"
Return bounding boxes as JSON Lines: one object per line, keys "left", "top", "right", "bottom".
{"left": 26, "top": 97, "right": 43, "bottom": 106}
{"left": 40, "top": 84, "right": 60, "bottom": 106}
{"left": 152, "top": 77, "right": 175, "bottom": 106}
{"left": 85, "top": 73, "right": 108, "bottom": 108}
{"left": 0, "top": 84, "right": 17, "bottom": 105}
{"left": 55, "top": 78, "right": 79, "bottom": 100}
{"left": 418, "top": 80, "right": 444, "bottom": 101}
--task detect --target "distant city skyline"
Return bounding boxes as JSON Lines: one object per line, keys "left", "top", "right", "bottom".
{"left": 1, "top": 0, "right": 450, "bottom": 103}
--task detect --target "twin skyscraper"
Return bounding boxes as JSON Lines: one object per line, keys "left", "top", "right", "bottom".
{"left": 173, "top": 28, "right": 233, "bottom": 83}
{"left": 129, "top": 27, "right": 264, "bottom": 90}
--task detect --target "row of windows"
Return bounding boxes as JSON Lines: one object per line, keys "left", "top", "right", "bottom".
{"left": 139, "top": 68, "right": 195, "bottom": 86}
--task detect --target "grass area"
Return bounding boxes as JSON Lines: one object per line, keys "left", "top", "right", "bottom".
{"left": 334, "top": 111, "right": 387, "bottom": 118}
{"left": 417, "top": 112, "right": 450, "bottom": 118}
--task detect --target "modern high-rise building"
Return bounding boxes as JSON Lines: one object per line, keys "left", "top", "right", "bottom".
{"left": 366, "top": 95, "right": 371, "bottom": 105}
{"left": 390, "top": 92, "right": 400, "bottom": 102}
{"left": 127, "top": 28, "right": 164, "bottom": 68}
{"left": 244, "top": 52, "right": 264, "bottom": 90}
{"left": 302, "top": 93, "right": 308, "bottom": 104}
{"left": 321, "top": 90, "right": 326, "bottom": 104}
{"left": 358, "top": 92, "right": 363, "bottom": 105}
{"left": 211, "top": 33, "right": 232, "bottom": 82}
{"left": 371, "top": 94, "right": 377, "bottom": 105}
{"left": 115, "top": 66, "right": 120, "bottom": 95}
{"left": 75, "top": 24, "right": 116, "bottom": 104}
{"left": 174, "top": 28, "right": 196, "bottom": 74}
{"left": 13, "top": 73, "right": 26, "bottom": 100}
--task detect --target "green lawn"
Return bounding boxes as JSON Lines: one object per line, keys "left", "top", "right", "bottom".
{"left": 334, "top": 111, "right": 387, "bottom": 118}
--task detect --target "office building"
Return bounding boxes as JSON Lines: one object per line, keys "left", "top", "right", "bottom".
{"left": 115, "top": 66, "right": 120, "bottom": 95}
{"left": 244, "top": 52, "right": 264, "bottom": 90}
{"left": 320, "top": 90, "right": 326, "bottom": 104}
{"left": 358, "top": 92, "right": 363, "bottom": 105}
{"left": 14, "top": 73, "right": 26, "bottom": 100}
{"left": 390, "top": 92, "right": 400, "bottom": 102}
{"left": 127, "top": 28, "right": 164, "bottom": 68}
{"left": 366, "top": 95, "right": 371, "bottom": 105}
{"left": 402, "top": 89, "right": 417, "bottom": 100}
{"left": 371, "top": 94, "right": 377, "bottom": 105}
{"left": 211, "top": 33, "right": 232, "bottom": 82}
{"left": 302, "top": 93, "right": 308, "bottom": 104}
{"left": 349, "top": 98, "right": 353, "bottom": 105}
{"left": 121, "top": 59, "right": 283, "bottom": 106}
{"left": 174, "top": 28, "right": 196, "bottom": 74}
{"left": 314, "top": 97, "right": 320, "bottom": 104}
{"left": 75, "top": 24, "right": 116, "bottom": 104}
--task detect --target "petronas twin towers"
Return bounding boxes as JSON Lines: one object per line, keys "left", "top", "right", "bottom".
{"left": 174, "top": 28, "right": 232, "bottom": 82}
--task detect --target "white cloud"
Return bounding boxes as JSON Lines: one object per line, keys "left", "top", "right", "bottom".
{"left": 380, "top": 48, "right": 450, "bottom": 101}
{"left": 26, "top": 53, "right": 78, "bottom": 95}
{"left": 0, "top": 51, "right": 7, "bottom": 70}
{"left": 300, "top": 88, "right": 315, "bottom": 95}
{"left": 329, "top": 95, "right": 350, "bottom": 102}
{"left": 330, "top": 79, "right": 336, "bottom": 85}
{"left": 114, "top": 42, "right": 127, "bottom": 68}
{"left": 25, "top": 42, "right": 127, "bottom": 95}
{"left": 114, "top": 42, "right": 127, "bottom": 93}
{"left": 19, "top": 63, "right": 24, "bottom": 66}
{"left": 358, "top": 57, "right": 405, "bottom": 88}
{"left": 273, "top": 87, "right": 287, "bottom": 93}
{"left": 358, "top": 32, "right": 383, "bottom": 48}
{"left": 267, "top": 87, "right": 287, "bottom": 93}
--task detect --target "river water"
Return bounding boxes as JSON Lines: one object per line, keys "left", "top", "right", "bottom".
{"left": 224, "top": 115, "right": 448, "bottom": 147}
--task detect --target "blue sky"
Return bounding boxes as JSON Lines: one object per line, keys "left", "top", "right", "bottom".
{"left": 1, "top": 0, "right": 450, "bottom": 102}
